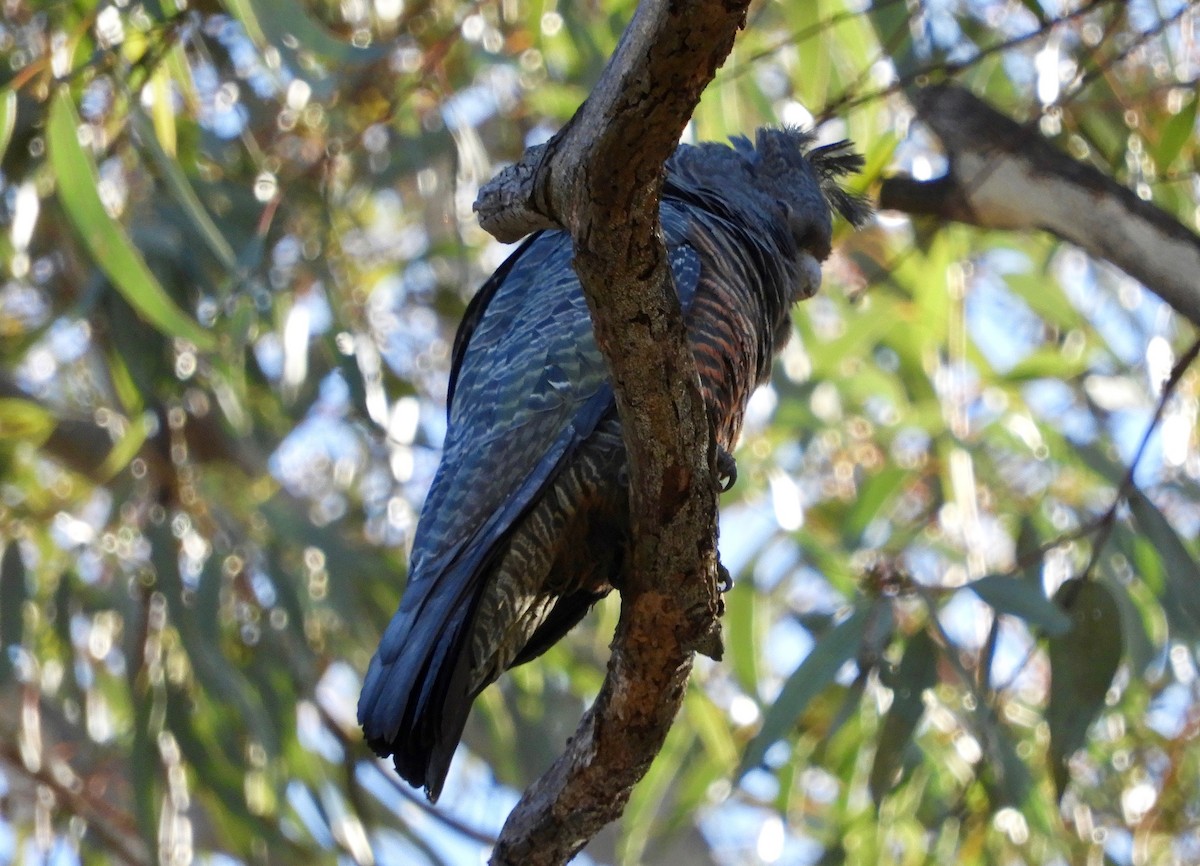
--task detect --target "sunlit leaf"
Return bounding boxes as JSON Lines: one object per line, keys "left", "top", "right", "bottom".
{"left": 1154, "top": 92, "right": 1197, "bottom": 171}
{"left": 148, "top": 64, "right": 177, "bottom": 157}
{"left": 94, "top": 412, "right": 150, "bottom": 482}
{"left": 0, "top": 398, "right": 55, "bottom": 443}
{"left": 0, "top": 88, "right": 15, "bottom": 166}
{"left": 1004, "top": 348, "right": 1089, "bottom": 382}
{"left": 47, "top": 90, "right": 215, "bottom": 350}
{"left": 1047, "top": 578, "right": 1122, "bottom": 798}
{"left": 725, "top": 581, "right": 760, "bottom": 696}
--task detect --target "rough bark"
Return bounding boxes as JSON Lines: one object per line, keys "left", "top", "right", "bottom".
{"left": 879, "top": 84, "right": 1200, "bottom": 328}
{"left": 473, "top": 1, "right": 751, "bottom": 863}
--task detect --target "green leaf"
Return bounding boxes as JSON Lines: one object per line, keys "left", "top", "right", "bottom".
{"left": 47, "top": 90, "right": 215, "bottom": 350}
{"left": 0, "top": 542, "right": 27, "bottom": 683}
{"left": 865, "top": 0, "right": 919, "bottom": 83}
{"left": 227, "top": 0, "right": 388, "bottom": 66}
{"left": 1015, "top": 0, "right": 1047, "bottom": 23}
{"left": 1099, "top": 570, "right": 1156, "bottom": 678}
{"left": 150, "top": 522, "right": 281, "bottom": 757}
{"left": 1047, "top": 578, "right": 1122, "bottom": 798}
{"left": 725, "top": 581, "right": 760, "bottom": 696}
{"left": 968, "top": 574, "right": 1072, "bottom": 636}
{"left": 1127, "top": 490, "right": 1200, "bottom": 637}
{"left": 870, "top": 629, "right": 937, "bottom": 803}
{"left": 686, "top": 689, "right": 738, "bottom": 770}
{"left": 1003, "top": 270, "right": 1080, "bottom": 330}
{"left": 739, "top": 605, "right": 869, "bottom": 775}
{"left": 0, "top": 88, "right": 15, "bottom": 166}
{"left": 983, "top": 717, "right": 1036, "bottom": 809}
{"left": 0, "top": 398, "right": 55, "bottom": 443}
{"left": 1004, "top": 347, "right": 1089, "bottom": 382}
{"left": 1155, "top": 92, "right": 1197, "bottom": 171}
{"left": 130, "top": 108, "right": 237, "bottom": 272}
{"left": 94, "top": 411, "right": 151, "bottom": 482}
{"left": 843, "top": 466, "right": 908, "bottom": 545}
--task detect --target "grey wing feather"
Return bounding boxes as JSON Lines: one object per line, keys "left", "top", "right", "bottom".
{"left": 359, "top": 205, "right": 703, "bottom": 797}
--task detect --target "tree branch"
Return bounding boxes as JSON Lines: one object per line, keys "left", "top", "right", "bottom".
{"left": 878, "top": 84, "right": 1200, "bottom": 328}
{"left": 474, "top": 1, "right": 751, "bottom": 862}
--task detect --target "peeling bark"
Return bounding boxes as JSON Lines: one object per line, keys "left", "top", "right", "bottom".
{"left": 474, "top": 0, "right": 751, "bottom": 863}
{"left": 879, "top": 84, "right": 1200, "bottom": 328}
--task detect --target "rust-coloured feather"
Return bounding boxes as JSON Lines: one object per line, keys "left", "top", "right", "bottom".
{"left": 358, "top": 130, "right": 868, "bottom": 799}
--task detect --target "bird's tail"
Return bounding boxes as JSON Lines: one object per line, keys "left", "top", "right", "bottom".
{"left": 358, "top": 596, "right": 477, "bottom": 801}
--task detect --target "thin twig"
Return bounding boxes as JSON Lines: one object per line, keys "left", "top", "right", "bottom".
{"left": 991, "top": 335, "right": 1200, "bottom": 693}
{"left": 316, "top": 701, "right": 499, "bottom": 848}
{"left": 0, "top": 741, "right": 149, "bottom": 866}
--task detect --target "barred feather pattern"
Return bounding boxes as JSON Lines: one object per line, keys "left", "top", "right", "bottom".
{"left": 358, "top": 127, "right": 868, "bottom": 800}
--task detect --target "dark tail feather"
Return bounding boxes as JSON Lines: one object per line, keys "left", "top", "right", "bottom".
{"left": 358, "top": 606, "right": 475, "bottom": 801}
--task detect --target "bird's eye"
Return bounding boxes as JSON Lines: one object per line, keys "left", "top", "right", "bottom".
{"left": 791, "top": 220, "right": 832, "bottom": 261}
{"left": 780, "top": 201, "right": 832, "bottom": 259}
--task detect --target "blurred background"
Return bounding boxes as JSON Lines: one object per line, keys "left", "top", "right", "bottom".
{"left": 2, "top": 0, "right": 1199, "bottom": 863}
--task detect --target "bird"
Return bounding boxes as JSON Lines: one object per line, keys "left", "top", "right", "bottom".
{"left": 358, "top": 128, "right": 868, "bottom": 800}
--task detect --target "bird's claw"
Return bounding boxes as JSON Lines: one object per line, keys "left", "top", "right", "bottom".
{"left": 716, "top": 447, "right": 738, "bottom": 493}
{"left": 716, "top": 562, "right": 734, "bottom": 594}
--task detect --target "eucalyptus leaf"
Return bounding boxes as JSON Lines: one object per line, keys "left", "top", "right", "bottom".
{"left": 739, "top": 605, "right": 869, "bottom": 776}
{"left": 1155, "top": 92, "right": 1197, "bottom": 171}
{"left": 0, "top": 89, "right": 15, "bottom": 166}
{"left": 968, "top": 573, "right": 1072, "bottom": 636}
{"left": 47, "top": 91, "right": 215, "bottom": 350}
{"left": 0, "top": 542, "right": 26, "bottom": 683}
{"left": 1047, "top": 579, "right": 1123, "bottom": 798}
{"left": 1128, "top": 490, "right": 1200, "bottom": 638}
{"left": 870, "top": 629, "right": 937, "bottom": 803}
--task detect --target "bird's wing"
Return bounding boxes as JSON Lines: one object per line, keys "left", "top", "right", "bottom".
{"left": 359, "top": 209, "right": 702, "bottom": 794}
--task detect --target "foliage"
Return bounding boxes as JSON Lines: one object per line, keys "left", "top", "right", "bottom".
{"left": 1, "top": 0, "right": 1199, "bottom": 864}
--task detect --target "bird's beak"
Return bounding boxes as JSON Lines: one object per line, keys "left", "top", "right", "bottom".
{"left": 793, "top": 250, "right": 823, "bottom": 302}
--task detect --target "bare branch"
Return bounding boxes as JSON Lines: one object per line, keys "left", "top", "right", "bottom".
{"left": 475, "top": 0, "right": 752, "bottom": 862}
{"left": 879, "top": 84, "right": 1200, "bottom": 328}
{"left": 0, "top": 732, "right": 150, "bottom": 866}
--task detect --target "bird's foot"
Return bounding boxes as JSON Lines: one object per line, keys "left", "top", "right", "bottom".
{"left": 716, "top": 447, "right": 738, "bottom": 492}
{"left": 717, "top": 562, "right": 734, "bottom": 594}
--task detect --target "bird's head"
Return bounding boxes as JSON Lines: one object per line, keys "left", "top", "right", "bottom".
{"left": 741, "top": 128, "right": 871, "bottom": 302}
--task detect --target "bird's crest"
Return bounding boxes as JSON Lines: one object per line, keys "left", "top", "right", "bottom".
{"left": 737, "top": 127, "right": 871, "bottom": 229}
{"left": 806, "top": 138, "right": 872, "bottom": 228}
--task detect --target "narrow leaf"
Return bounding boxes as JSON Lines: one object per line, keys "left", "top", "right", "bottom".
{"left": 725, "top": 583, "right": 760, "bottom": 696}
{"left": 843, "top": 467, "right": 907, "bottom": 544}
{"left": 969, "top": 574, "right": 1072, "bottom": 636}
{"left": 984, "top": 718, "right": 1035, "bottom": 808}
{"left": 0, "top": 398, "right": 55, "bottom": 443}
{"left": 1100, "top": 570, "right": 1156, "bottom": 677}
{"left": 1155, "top": 93, "right": 1197, "bottom": 170}
{"left": 1128, "top": 490, "right": 1200, "bottom": 637}
{"left": 1047, "top": 579, "right": 1122, "bottom": 798}
{"left": 870, "top": 629, "right": 937, "bottom": 803}
{"left": 130, "top": 108, "right": 237, "bottom": 271}
{"left": 0, "top": 543, "right": 27, "bottom": 683}
{"left": 0, "top": 89, "right": 15, "bottom": 166}
{"left": 739, "top": 605, "right": 869, "bottom": 775}
{"left": 47, "top": 90, "right": 215, "bottom": 350}
{"left": 228, "top": 0, "right": 387, "bottom": 65}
